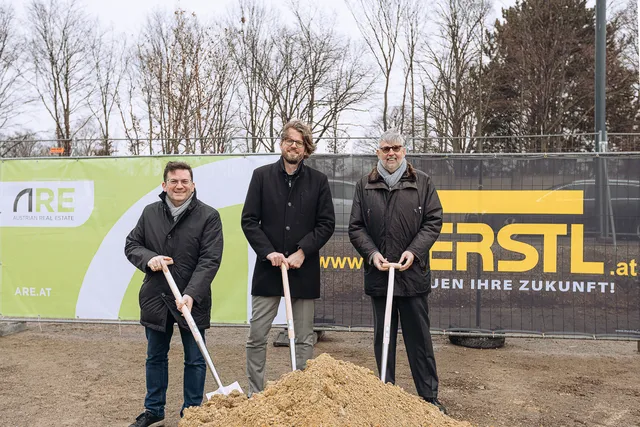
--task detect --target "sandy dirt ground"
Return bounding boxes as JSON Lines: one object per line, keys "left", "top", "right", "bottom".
{"left": 0, "top": 323, "right": 639, "bottom": 427}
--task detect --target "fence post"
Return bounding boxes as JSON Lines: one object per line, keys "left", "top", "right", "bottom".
{"left": 475, "top": 157, "right": 484, "bottom": 328}
{"left": 595, "top": 131, "right": 605, "bottom": 239}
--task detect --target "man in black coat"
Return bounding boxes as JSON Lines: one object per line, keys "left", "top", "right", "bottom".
{"left": 241, "top": 119, "right": 335, "bottom": 395}
{"left": 348, "top": 130, "right": 446, "bottom": 414}
{"left": 125, "top": 161, "right": 223, "bottom": 427}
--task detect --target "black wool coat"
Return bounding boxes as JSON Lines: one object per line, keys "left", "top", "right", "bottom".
{"left": 125, "top": 191, "right": 223, "bottom": 332}
{"left": 241, "top": 158, "right": 335, "bottom": 299}
{"left": 349, "top": 163, "right": 443, "bottom": 297}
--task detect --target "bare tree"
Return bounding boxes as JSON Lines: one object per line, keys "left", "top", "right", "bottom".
{"left": 27, "top": 0, "right": 96, "bottom": 155}
{"left": 89, "top": 30, "right": 127, "bottom": 155}
{"left": 116, "top": 57, "right": 148, "bottom": 155}
{"left": 221, "top": 2, "right": 375, "bottom": 153}
{"left": 324, "top": 42, "right": 376, "bottom": 153}
{"left": 227, "top": 0, "right": 276, "bottom": 153}
{"left": 346, "top": 0, "right": 403, "bottom": 131}
{"left": 610, "top": 0, "right": 639, "bottom": 134}
{"left": 293, "top": 8, "right": 375, "bottom": 142}
{"left": 141, "top": 9, "right": 196, "bottom": 153}
{"left": 322, "top": 59, "right": 374, "bottom": 154}
{"left": 615, "top": 0, "right": 638, "bottom": 67}
{"left": 0, "top": 131, "right": 49, "bottom": 157}
{"left": 263, "top": 25, "right": 307, "bottom": 136}
{"left": 398, "top": 0, "right": 424, "bottom": 139}
{"left": 191, "top": 22, "right": 239, "bottom": 154}
{"left": 134, "top": 9, "right": 240, "bottom": 154}
{"left": 126, "top": 9, "right": 241, "bottom": 154}
{"left": 0, "top": 3, "right": 29, "bottom": 132}
{"left": 419, "top": 0, "right": 491, "bottom": 152}
{"left": 71, "top": 118, "right": 101, "bottom": 156}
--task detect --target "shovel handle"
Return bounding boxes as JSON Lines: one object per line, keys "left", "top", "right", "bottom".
{"left": 382, "top": 262, "right": 403, "bottom": 269}
{"left": 160, "top": 258, "right": 180, "bottom": 300}
{"left": 280, "top": 264, "right": 297, "bottom": 371}
{"left": 160, "top": 258, "right": 224, "bottom": 390}
{"left": 280, "top": 264, "right": 296, "bottom": 340}
{"left": 380, "top": 262, "right": 400, "bottom": 383}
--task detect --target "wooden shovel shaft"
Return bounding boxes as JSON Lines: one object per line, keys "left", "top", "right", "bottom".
{"left": 161, "top": 260, "right": 224, "bottom": 390}
{"left": 280, "top": 264, "right": 297, "bottom": 371}
{"left": 380, "top": 264, "right": 398, "bottom": 383}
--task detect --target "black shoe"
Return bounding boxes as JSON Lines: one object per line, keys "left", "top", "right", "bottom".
{"left": 425, "top": 398, "right": 448, "bottom": 415}
{"left": 129, "top": 411, "right": 165, "bottom": 427}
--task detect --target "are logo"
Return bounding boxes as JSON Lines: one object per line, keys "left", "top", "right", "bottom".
{"left": 13, "top": 187, "right": 75, "bottom": 213}
{"left": 1, "top": 181, "right": 94, "bottom": 227}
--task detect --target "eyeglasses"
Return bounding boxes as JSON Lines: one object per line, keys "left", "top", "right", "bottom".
{"left": 379, "top": 145, "right": 403, "bottom": 154}
{"left": 166, "top": 179, "right": 192, "bottom": 186}
{"left": 282, "top": 138, "right": 304, "bottom": 148}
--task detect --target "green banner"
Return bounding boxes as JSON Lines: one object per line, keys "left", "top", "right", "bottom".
{"left": 1, "top": 155, "right": 278, "bottom": 323}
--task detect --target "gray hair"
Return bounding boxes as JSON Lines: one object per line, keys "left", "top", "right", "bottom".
{"left": 379, "top": 129, "right": 405, "bottom": 147}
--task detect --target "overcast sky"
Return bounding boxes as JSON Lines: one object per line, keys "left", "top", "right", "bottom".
{"left": 103, "top": 0, "right": 516, "bottom": 34}
{"left": 43, "top": 0, "right": 519, "bottom": 35}
{"left": 5, "top": 0, "right": 603, "bottom": 151}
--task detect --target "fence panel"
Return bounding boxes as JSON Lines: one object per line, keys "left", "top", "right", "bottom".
{"left": 309, "top": 153, "right": 640, "bottom": 338}
{"left": 1, "top": 152, "right": 638, "bottom": 339}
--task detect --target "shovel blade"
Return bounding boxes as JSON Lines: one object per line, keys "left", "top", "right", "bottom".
{"left": 206, "top": 381, "right": 243, "bottom": 399}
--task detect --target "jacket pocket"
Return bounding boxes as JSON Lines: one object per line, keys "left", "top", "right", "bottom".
{"left": 139, "top": 277, "right": 150, "bottom": 302}
{"left": 364, "top": 258, "right": 374, "bottom": 275}
{"left": 419, "top": 255, "right": 429, "bottom": 273}
{"left": 413, "top": 205, "right": 423, "bottom": 232}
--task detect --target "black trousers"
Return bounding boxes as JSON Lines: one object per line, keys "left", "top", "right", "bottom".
{"left": 371, "top": 294, "right": 439, "bottom": 399}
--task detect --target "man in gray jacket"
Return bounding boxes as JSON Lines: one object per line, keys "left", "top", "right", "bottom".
{"left": 348, "top": 130, "right": 445, "bottom": 414}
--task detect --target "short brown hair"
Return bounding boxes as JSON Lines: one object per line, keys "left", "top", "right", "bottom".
{"left": 163, "top": 161, "right": 193, "bottom": 182}
{"left": 281, "top": 119, "right": 315, "bottom": 159}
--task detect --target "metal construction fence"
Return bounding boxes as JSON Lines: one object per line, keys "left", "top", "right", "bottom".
{"left": 307, "top": 152, "right": 640, "bottom": 340}
{"left": 3, "top": 132, "right": 640, "bottom": 157}
{"left": 1, "top": 151, "right": 639, "bottom": 340}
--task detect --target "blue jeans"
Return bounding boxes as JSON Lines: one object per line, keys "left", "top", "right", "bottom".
{"left": 144, "top": 321, "right": 206, "bottom": 418}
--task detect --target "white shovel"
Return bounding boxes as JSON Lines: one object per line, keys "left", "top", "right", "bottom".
{"left": 161, "top": 258, "right": 243, "bottom": 398}
{"left": 380, "top": 262, "right": 402, "bottom": 383}
{"left": 280, "top": 264, "right": 297, "bottom": 371}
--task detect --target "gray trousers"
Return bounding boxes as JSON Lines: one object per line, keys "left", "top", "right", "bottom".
{"left": 246, "top": 295, "right": 315, "bottom": 395}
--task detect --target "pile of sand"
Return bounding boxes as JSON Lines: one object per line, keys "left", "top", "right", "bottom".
{"left": 180, "top": 353, "right": 472, "bottom": 427}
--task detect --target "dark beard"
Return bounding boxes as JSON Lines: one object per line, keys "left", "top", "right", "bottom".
{"left": 283, "top": 154, "right": 301, "bottom": 165}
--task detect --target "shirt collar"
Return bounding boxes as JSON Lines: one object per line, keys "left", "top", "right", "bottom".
{"left": 279, "top": 156, "right": 304, "bottom": 176}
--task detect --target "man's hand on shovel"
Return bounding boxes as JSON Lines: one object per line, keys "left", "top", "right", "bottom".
{"left": 148, "top": 255, "right": 173, "bottom": 272}
{"left": 286, "top": 248, "right": 305, "bottom": 269}
{"left": 157, "top": 257, "right": 193, "bottom": 314}
{"left": 372, "top": 252, "right": 389, "bottom": 271}
{"left": 177, "top": 295, "right": 193, "bottom": 313}
{"left": 397, "top": 251, "right": 415, "bottom": 271}
{"left": 266, "top": 252, "right": 289, "bottom": 268}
